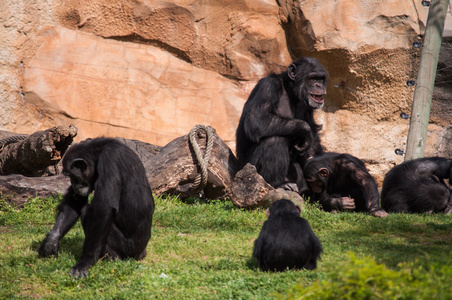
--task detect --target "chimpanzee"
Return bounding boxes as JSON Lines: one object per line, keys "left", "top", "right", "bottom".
{"left": 381, "top": 157, "right": 452, "bottom": 214}
{"left": 236, "top": 57, "right": 327, "bottom": 192}
{"left": 38, "top": 138, "right": 155, "bottom": 278}
{"left": 303, "top": 152, "right": 388, "bottom": 217}
{"left": 252, "top": 199, "right": 322, "bottom": 272}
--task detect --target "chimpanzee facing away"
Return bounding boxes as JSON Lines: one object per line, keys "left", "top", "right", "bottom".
{"left": 38, "top": 138, "right": 155, "bottom": 278}
{"left": 381, "top": 157, "right": 452, "bottom": 214}
{"left": 252, "top": 199, "right": 322, "bottom": 272}
{"left": 303, "top": 152, "right": 388, "bottom": 218}
{"left": 236, "top": 58, "right": 327, "bottom": 192}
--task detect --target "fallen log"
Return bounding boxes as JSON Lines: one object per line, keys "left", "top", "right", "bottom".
{"left": 0, "top": 174, "right": 69, "bottom": 207}
{"left": 0, "top": 125, "right": 303, "bottom": 208}
{"left": 144, "top": 125, "right": 241, "bottom": 200}
{"left": 0, "top": 135, "right": 162, "bottom": 207}
{"left": 0, "top": 125, "right": 77, "bottom": 176}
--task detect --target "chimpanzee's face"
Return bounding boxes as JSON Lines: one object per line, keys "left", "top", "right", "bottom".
{"left": 304, "top": 165, "right": 329, "bottom": 194}
{"left": 306, "top": 178, "right": 325, "bottom": 193}
{"left": 288, "top": 58, "right": 328, "bottom": 110}
{"left": 304, "top": 73, "right": 327, "bottom": 109}
{"left": 63, "top": 158, "right": 94, "bottom": 197}
{"left": 67, "top": 173, "right": 93, "bottom": 197}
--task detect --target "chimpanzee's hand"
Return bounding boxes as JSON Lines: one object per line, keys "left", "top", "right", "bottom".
{"left": 444, "top": 202, "right": 452, "bottom": 215}
{"left": 370, "top": 209, "right": 389, "bottom": 218}
{"left": 293, "top": 128, "right": 313, "bottom": 155}
{"left": 332, "top": 197, "right": 355, "bottom": 211}
{"left": 69, "top": 261, "right": 90, "bottom": 279}
{"left": 38, "top": 232, "right": 60, "bottom": 258}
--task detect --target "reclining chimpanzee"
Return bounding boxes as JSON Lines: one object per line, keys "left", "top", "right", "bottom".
{"left": 38, "top": 138, "right": 155, "bottom": 278}
{"left": 303, "top": 152, "right": 388, "bottom": 217}
{"left": 381, "top": 157, "right": 452, "bottom": 214}
{"left": 252, "top": 199, "right": 322, "bottom": 271}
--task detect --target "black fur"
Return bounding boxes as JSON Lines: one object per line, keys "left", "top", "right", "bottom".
{"left": 38, "top": 138, "right": 155, "bottom": 278}
{"left": 381, "top": 157, "right": 452, "bottom": 214}
{"left": 236, "top": 58, "right": 327, "bottom": 191}
{"left": 303, "top": 152, "right": 388, "bottom": 217}
{"left": 252, "top": 199, "right": 322, "bottom": 272}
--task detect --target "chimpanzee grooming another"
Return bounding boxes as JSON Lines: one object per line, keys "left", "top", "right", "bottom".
{"left": 381, "top": 157, "right": 452, "bottom": 214}
{"left": 252, "top": 199, "right": 322, "bottom": 272}
{"left": 38, "top": 138, "right": 155, "bottom": 278}
{"left": 236, "top": 58, "right": 327, "bottom": 192}
{"left": 303, "top": 152, "right": 388, "bottom": 218}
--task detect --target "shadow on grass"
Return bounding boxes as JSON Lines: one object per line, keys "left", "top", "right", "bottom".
{"left": 30, "top": 234, "right": 85, "bottom": 260}
{"left": 326, "top": 214, "right": 452, "bottom": 268}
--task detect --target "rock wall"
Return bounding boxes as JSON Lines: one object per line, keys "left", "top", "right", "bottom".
{"left": 1, "top": 0, "right": 452, "bottom": 184}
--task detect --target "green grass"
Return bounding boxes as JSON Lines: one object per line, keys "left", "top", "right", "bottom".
{"left": 0, "top": 194, "right": 451, "bottom": 299}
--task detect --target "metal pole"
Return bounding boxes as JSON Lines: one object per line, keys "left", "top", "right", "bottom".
{"left": 404, "top": 0, "right": 449, "bottom": 161}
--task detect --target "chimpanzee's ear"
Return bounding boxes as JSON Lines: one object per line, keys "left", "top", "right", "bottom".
{"left": 287, "top": 63, "right": 296, "bottom": 81}
{"left": 71, "top": 158, "right": 88, "bottom": 172}
{"left": 266, "top": 208, "right": 270, "bottom": 218}
{"left": 318, "top": 167, "right": 329, "bottom": 178}
{"left": 295, "top": 205, "right": 302, "bottom": 215}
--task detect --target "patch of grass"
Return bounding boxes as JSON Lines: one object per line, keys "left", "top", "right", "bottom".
{"left": 0, "top": 194, "right": 451, "bottom": 299}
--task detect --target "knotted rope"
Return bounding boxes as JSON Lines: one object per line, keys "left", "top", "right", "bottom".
{"left": 188, "top": 124, "right": 214, "bottom": 194}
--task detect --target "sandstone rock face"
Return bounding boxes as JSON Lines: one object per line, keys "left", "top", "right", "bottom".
{"left": 1, "top": 0, "right": 452, "bottom": 184}
{"left": 22, "top": 27, "right": 248, "bottom": 146}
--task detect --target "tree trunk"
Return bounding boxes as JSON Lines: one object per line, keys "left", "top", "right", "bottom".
{"left": 0, "top": 125, "right": 77, "bottom": 176}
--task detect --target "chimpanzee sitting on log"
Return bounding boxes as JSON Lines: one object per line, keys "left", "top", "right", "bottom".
{"left": 236, "top": 57, "right": 327, "bottom": 193}
{"left": 381, "top": 157, "right": 452, "bottom": 214}
{"left": 252, "top": 199, "right": 322, "bottom": 272}
{"left": 38, "top": 138, "right": 155, "bottom": 278}
{"left": 303, "top": 152, "right": 388, "bottom": 217}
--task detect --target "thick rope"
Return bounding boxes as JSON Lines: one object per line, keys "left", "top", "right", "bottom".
{"left": 0, "top": 134, "right": 29, "bottom": 151}
{"left": 188, "top": 124, "right": 214, "bottom": 194}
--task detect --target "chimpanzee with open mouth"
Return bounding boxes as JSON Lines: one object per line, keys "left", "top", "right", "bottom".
{"left": 236, "top": 57, "right": 328, "bottom": 193}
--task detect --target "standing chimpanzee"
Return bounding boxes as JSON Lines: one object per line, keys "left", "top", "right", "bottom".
{"left": 303, "top": 152, "right": 388, "bottom": 217}
{"left": 236, "top": 58, "right": 327, "bottom": 192}
{"left": 381, "top": 157, "right": 452, "bottom": 214}
{"left": 38, "top": 138, "right": 155, "bottom": 278}
{"left": 252, "top": 199, "right": 322, "bottom": 272}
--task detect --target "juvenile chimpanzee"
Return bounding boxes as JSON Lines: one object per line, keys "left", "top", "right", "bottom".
{"left": 381, "top": 157, "right": 452, "bottom": 214}
{"left": 252, "top": 199, "right": 322, "bottom": 272}
{"left": 303, "top": 152, "right": 388, "bottom": 218}
{"left": 236, "top": 58, "right": 327, "bottom": 192}
{"left": 38, "top": 138, "right": 155, "bottom": 278}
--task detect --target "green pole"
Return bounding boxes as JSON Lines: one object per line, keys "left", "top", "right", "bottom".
{"left": 404, "top": 0, "right": 449, "bottom": 161}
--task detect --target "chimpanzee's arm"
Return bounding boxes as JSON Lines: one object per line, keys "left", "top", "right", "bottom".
{"left": 252, "top": 222, "right": 273, "bottom": 271}
{"left": 69, "top": 200, "right": 114, "bottom": 278}
{"left": 252, "top": 236, "right": 263, "bottom": 263}
{"left": 69, "top": 148, "right": 121, "bottom": 278}
{"left": 38, "top": 187, "right": 88, "bottom": 257}
{"left": 243, "top": 77, "right": 312, "bottom": 143}
{"left": 345, "top": 162, "right": 388, "bottom": 217}
{"left": 312, "top": 192, "right": 355, "bottom": 212}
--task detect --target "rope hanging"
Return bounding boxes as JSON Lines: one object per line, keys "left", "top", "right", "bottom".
{"left": 188, "top": 124, "right": 214, "bottom": 194}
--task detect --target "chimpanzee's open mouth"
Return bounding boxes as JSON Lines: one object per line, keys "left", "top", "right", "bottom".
{"left": 310, "top": 94, "right": 325, "bottom": 103}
